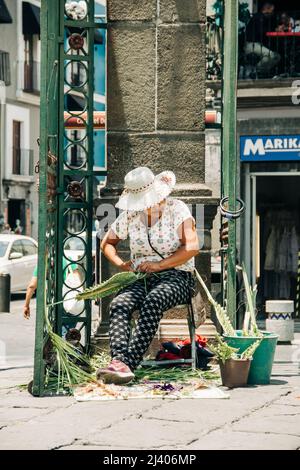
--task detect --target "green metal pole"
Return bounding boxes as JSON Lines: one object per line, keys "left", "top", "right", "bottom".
{"left": 221, "top": 0, "right": 239, "bottom": 327}
{"left": 32, "top": 0, "right": 60, "bottom": 396}
{"left": 32, "top": 0, "right": 48, "bottom": 397}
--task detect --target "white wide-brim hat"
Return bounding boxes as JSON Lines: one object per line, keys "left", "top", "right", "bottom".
{"left": 116, "top": 167, "right": 176, "bottom": 211}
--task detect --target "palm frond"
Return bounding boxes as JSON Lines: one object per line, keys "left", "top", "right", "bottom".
{"left": 76, "top": 272, "right": 145, "bottom": 301}
{"left": 241, "top": 339, "right": 262, "bottom": 360}
{"left": 241, "top": 263, "right": 261, "bottom": 336}
{"left": 194, "top": 269, "right": 236, "bottom": 336}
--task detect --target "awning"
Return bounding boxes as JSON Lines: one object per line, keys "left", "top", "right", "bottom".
{"left": 0, "top": 0, "right": 12, "bottom": 24}
{"left": 22, "top": 2, "right": 40, "bottom": 35}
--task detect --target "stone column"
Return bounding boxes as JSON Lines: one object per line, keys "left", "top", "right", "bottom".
{"left": 95, "top": 1, "right": 218, "bottom": 345}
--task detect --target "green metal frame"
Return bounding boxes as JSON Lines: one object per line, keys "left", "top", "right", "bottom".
{"left": 33, "top": 0, "right": 107, "bottom": 396}
{"left": 221, "top": 0, "right": 239, "bottom": 327}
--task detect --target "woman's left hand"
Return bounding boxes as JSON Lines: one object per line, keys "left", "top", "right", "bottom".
{"left": 137, "top": 261, "right": 162, "bottom": 273}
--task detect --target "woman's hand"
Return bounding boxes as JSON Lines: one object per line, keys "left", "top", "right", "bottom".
{"left": 24, "top": 306, "right": 30, "bottom": 319}
{"left": 120, "top": 260, "right": 134, "bottom": 272}
{"left": 137, "top": 261, "right": 162, "bottom": 273}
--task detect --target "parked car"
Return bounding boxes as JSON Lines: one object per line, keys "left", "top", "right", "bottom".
{"left": 0, "top": 235, "right": 38, "bottom": 292}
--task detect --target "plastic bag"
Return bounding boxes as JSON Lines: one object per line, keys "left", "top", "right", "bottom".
{"left": 63, "top": 270, "right": 85, "bottom": 315}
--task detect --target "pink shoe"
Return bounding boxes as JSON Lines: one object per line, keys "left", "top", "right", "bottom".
{"left": 96, "top": 359, "right": 134, "bottom": 384}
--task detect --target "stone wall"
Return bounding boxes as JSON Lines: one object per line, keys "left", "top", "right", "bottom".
{"left": 95, "top": 1, "right": 218, "bottom": 343}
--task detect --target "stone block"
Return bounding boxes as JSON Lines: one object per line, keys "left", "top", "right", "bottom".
{"left": 107, "top": 1, "right": 157, "bottom": 21}
{"left": 107, "top": 24, "right": 156, "bottom": 131}
{"left": 157, "top": 24, "right": 206, "bottom": 131}
{"left": 106, "top": 132, "right": 205, "bottom": 186}
{"left": 159, "top": 0, "right": 206, "bottom": 24}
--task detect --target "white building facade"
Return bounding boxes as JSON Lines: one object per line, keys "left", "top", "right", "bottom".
{"left": 0, "top": 0, "right": 40, "bottom": 238}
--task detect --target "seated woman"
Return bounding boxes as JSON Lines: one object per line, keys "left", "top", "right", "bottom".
{"left": 97, "top": 167, "right": 199, "bottom": 384}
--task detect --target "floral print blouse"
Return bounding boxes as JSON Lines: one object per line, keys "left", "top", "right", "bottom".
{"left": 111, "top": 197, "right": 195, "bottom": 272}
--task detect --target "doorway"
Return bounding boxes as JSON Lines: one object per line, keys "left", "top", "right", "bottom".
{"left": 7, "top": 199, "right": 26, "bottom": 234}
{"left": 243, "top": 171, "right": 300, "bottom": 317}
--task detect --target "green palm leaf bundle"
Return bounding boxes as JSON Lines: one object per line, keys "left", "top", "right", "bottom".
{"left": 209, "top": 335, "right": 262, "bottom": 363}
{"left": 44, "top": 314, "right": 96, "bottom": 394}
{"left": 208, "top": 335, "right": 239, "bottom": 364}
{"left": 240, "top": 339, "right": 262, "bottom": 360}
{"left": 194, "top": 269, "right": 236, "bottom": 336}
{"left": 241, "top": 263, "right": 262, "bottom": 337}
{"left": 76, "top": 271, "right": 144, "bottom": 301}
{"left": 43, "top": 272, "right": 145, "bottom": 394}
{"left": 133, "top": 366, "right": 219, "bottom": 383}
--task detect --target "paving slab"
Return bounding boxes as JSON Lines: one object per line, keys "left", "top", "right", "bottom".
{"left": 182, "top": 430, "right": 300, "bottom": 450}
{"left": 0, "top": 398, "right": 165, "bottom": 450}
{"left": 0, "top": 406, "right": 52, "bottom": 429}
{"left": 231, "top": 406, "right": 300, "bottom": 437}
{"left": 82, "top": 417, "right": 195, "bottom": 449}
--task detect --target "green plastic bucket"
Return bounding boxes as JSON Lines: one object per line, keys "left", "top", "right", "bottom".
{"left": 223, "top": 331, "right": 278, "bottom": 385}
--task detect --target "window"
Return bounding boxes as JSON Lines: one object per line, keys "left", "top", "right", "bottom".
{"left": 10, "top": 240, "right": 24, "bottom": 256}
{"left": 24, "top": 35, "right": 33, "bottom": 91}
{"left": 22, "top": 239, "right": 37, "bottom": 256}
{"left": 23, "top": 35, "right": 40, "bottom": 93}
{"left": 22, "top": 2, "right": 40, "bottom": 93}
{"left": 0, "top": 241, "right": 9, "bottom": 258}
{"left": 12, "top": 121, "right": 21, "bottom": 175}
{"left": 0, "top": 51, "right": 11, "bottom": 85}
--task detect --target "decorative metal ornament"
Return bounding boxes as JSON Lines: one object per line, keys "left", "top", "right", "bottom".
{"left": 67, "top": 180, "right": 83, "bottom": 198}
{"left": 68, "top": 33, "right": 84, "bottom": 50}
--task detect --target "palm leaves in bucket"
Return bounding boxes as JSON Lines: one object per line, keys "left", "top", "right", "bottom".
{"left": 240, "top": 263, "right": 262, "bottom": 337}
{"left": 209, "top": 335, "right": 262, "bottom": 363}
{"left": 194, "top": 267, "right": 261, "bottom": 338}
{"left": 194, "top": 269, "right": 236, "bottom": 336}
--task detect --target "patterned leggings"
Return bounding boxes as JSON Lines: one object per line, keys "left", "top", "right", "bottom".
{"left": 109, "top": 269, "right": 194, "bottom": 371}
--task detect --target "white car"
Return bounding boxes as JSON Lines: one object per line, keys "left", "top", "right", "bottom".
{"left": 0, "top": 234, "right": 38, "bottom": 292}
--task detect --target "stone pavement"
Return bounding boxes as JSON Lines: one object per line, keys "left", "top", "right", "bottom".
{"left": 1, "top": 301, "right": 300, "bottom": 450}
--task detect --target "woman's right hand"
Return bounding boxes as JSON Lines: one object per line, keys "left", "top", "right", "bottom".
{"left": 119, "top": 260, "right": 134, "bottom": 272}
{"left": 24, "top": 306, "right": 30, "bottom": 319}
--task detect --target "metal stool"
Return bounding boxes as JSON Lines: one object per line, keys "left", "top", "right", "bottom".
{"left": 139, "top": 302, "right": 197, "bottom": 370}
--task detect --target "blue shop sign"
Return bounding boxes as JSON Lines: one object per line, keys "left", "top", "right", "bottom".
{"left": 240, "top": 135, "right": 300, "bottom": 162}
